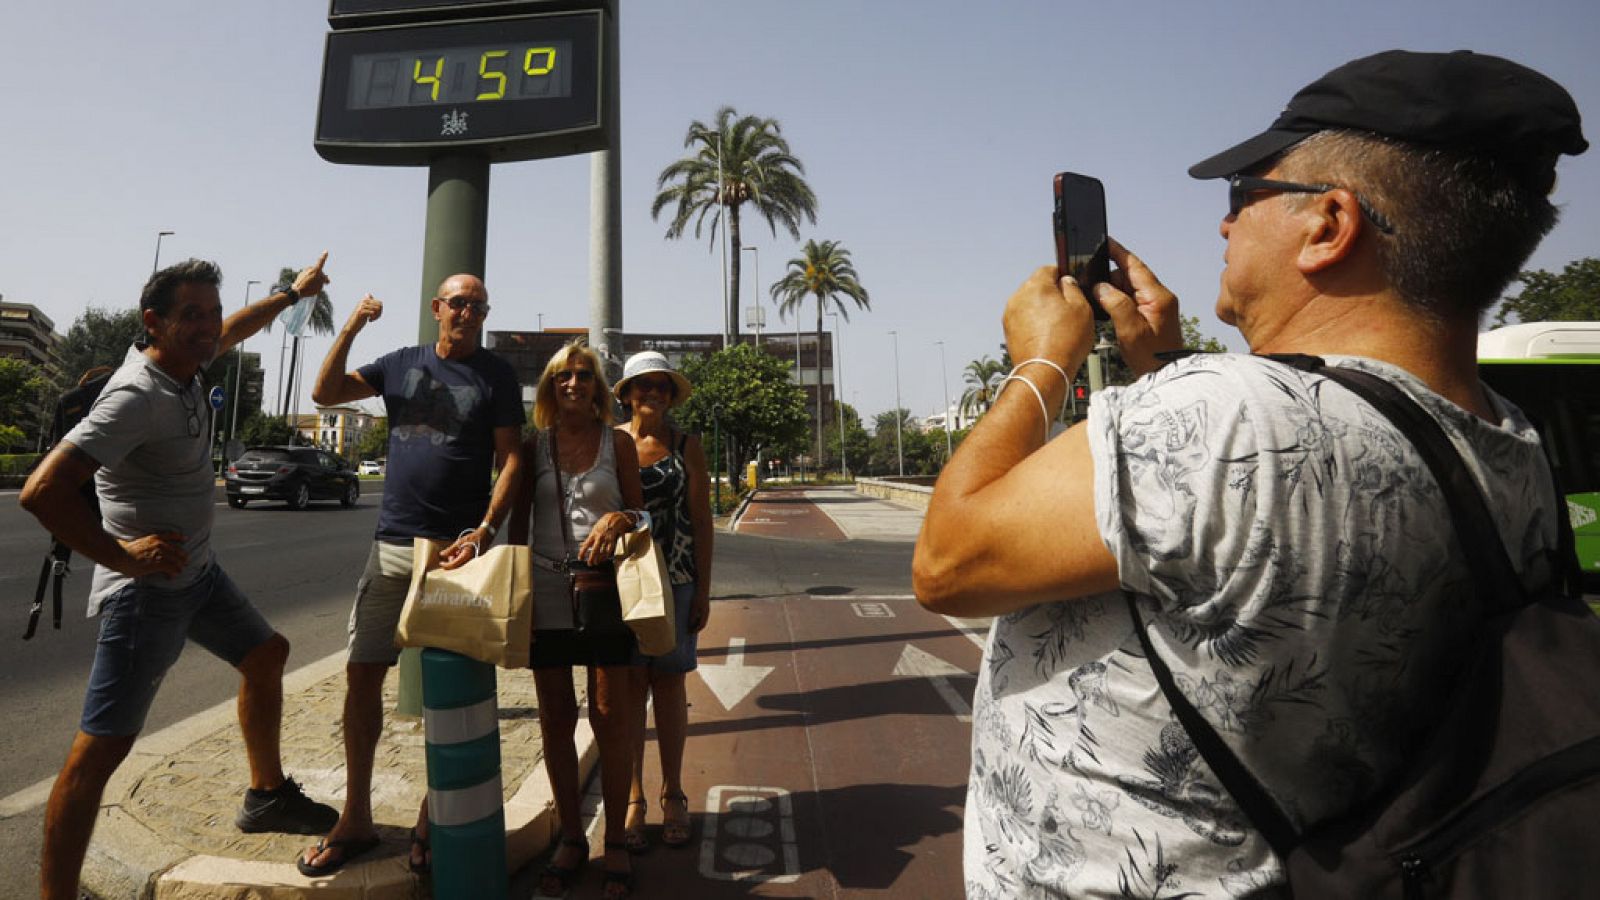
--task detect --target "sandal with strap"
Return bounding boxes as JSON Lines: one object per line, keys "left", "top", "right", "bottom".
{"left": 602, "top": 840, "right": 635, "bottom": 900}
{"left": 540, "top": 835, "right": 589, "bottom": 895}
{"left": 660, "top": 790, "right": 693, "bottom": 848}
{"left": 409, "top": 825, "right": 431, "bottom": 875}
{"left": 622, "top": 798, "right": 649, "bottom": 854}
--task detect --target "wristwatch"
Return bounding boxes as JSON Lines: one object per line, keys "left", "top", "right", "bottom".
{"left": 274, "top": 282, "right": 299, "bottom": 301}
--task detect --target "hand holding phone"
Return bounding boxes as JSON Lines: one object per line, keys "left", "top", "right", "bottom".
{"left": 1053, "top": 172, "right": 1111, "bottom": 320}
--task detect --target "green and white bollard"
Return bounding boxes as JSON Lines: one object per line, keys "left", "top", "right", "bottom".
{"left": 422, "top": 648, "right": 506, "bottom": 898}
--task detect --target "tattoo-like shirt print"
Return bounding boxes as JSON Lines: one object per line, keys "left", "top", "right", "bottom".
{"left": 965, "top": 354, "right": 1558, "bottom": 898}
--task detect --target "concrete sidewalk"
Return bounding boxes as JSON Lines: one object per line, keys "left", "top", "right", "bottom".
{"left": 81, "top": 652, "right": 594, "bottom": 898}
{"left": 732, "top": 484, "right": 926, "bottom": 543}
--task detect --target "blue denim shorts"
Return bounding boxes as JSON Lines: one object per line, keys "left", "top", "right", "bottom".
{"left": 629, "top": 581, "right": 700, "bottom": 673}
{"left": 80, "top": 564, "right": 275, "bottom": 737}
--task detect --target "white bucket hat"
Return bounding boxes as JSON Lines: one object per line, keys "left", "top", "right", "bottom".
{"left": 614, "top": 351, "right": 692, "bottom": 408}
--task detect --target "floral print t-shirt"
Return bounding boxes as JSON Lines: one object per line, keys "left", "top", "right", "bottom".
{"left": 964, "top": 354, "right": 1560, "bottom": 899}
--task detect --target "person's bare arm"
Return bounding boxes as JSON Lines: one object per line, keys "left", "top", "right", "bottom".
{"left": 218, "top": 252, "right": 331, "bottom": 356}
{"left": 312, "top": 293, "right": 382, "bottom": 406}
{"left": 683, "top": 433, "right": 714, "bottom": 632}
{"left": 508, "top": 436, "right": 537, "bottom": 546}
{"left": 19, "top": 442, "right": 185, "bottom": 579}
{"left": 576, "top": 431, "right": 645, "bottom": 565}
{"left": 439, "top": 425, "right": 524, "bottom": 569}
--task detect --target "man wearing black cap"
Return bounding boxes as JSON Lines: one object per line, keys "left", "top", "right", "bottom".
{"left": 915, "top": 50, "right": 1587, "bottom": 896}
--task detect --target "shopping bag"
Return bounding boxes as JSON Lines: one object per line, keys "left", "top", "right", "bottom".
{"left": 397, "top": 537, "right": 534, "bottom": 668}
{"left": 613, "top": 530, "right": 675, "bottom": 656}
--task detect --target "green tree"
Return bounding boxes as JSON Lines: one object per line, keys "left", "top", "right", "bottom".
{"left": 868, "top": 408, "right": 934, "bottom": 476}
{"left": 238, "top": 411, "right": 298, "bottom": 447}
{"left": 265, "top": 267, "right": 334, "bottom": 417}
{"left": 357, "top": 418, "right": 389, "bottom": 461}
{"left": 770, "top": 239, "right": 870, "bottom": 461}
{"left": 0, "top": 358, "right": 49, "bottom": 440}
{"left": 674, "top": 343, "right": 807, "bottom": 485}
{"left": 1493, "top": 258, "right": 1600, "bottom": 324}
{"left": 959, "top": 355, "right": 1007, "bottom": 420}
{"left": 0, "top": 423, "right": 26, "bottom": 453}
{"left": 57, "top": 306, "right": 143, "bottom": 386}
{"left": 820, "top": 401, "right": 871, "bottom": 477}
{"left": 1181, "top": 315, "right": 1229, "bottom": 353}
{"left": 652, "top": 106, "right": 818, "bottom": 344}
{"left": 203, "top": 351, "right": 266, "bottom": 452}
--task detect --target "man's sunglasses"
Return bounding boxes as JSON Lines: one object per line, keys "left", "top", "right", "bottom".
{"left": 179, "top": 384, "right": 203, "bottom": 438}
{"left": 554, "top": 370, "right": 596, "bottom": 384}
{"left": 1228, "top": 175, "right": 1396, "bottom": 235}
{"left": 441, "top": 295, "right": 490, "bottom": 315}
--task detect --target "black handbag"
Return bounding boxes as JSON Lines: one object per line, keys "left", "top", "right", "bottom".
{"left": 548, "top": 426, "right": 624, "bottom": 636}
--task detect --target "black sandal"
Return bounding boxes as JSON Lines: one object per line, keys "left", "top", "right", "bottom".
{"left": 540, "top": 835, "right": 589, "bottom": 895}
{"left": 409, "top": 826, "right": 431, "bottom": 875}
{"left": 602, "top": 840, "right": 635, "bottom": 899}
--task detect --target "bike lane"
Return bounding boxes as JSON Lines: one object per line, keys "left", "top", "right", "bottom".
{"left": 624, "top": 592, "right": 986, "bottom": 898}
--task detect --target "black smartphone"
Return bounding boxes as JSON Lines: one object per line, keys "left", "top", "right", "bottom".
{"left": 1053, "top": 172, "right": 1111, "bottom": 320}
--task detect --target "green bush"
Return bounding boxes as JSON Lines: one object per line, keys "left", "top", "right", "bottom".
{"left": 0, "top": 453, "right": 42, "bottom": 476}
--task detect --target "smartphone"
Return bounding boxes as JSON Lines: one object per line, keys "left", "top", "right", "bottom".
{"left": 1053, "top": 172, "right": 1111, "bottom": 320}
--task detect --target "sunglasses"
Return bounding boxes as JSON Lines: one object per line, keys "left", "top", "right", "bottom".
{"left": 554, "top": 370, "right": 596, "bottom": 384}
{"left": 178, "top": 384, "right": 203, "bottom": 438}
{"left": 440, "top": 295, "right": 490, "bottom": 315}
{"left": 630, "top": 376, "right": 674, "bottom": 395}
{"left": 1228, "top": 174, "right": 1396, "bottom": 235}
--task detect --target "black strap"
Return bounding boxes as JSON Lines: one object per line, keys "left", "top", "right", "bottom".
{"left": 1127, "top": 356, "right": 1566, "bottom": 856}
{"left": 25, "top": 540, "right": 70, "bottom": 640}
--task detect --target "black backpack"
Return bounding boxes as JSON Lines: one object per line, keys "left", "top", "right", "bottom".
{"left": 1129, "top": 357, "right": 1600, "bottom": 898}
{"left": 24, "top": 370, "right": 111, "bottom": 640}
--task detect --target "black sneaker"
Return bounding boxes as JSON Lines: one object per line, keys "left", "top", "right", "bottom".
{"left": 235, "top": 777, "right": 340, "bottom": 834}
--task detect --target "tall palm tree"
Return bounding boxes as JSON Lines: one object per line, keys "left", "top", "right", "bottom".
{"left": 652, "top": 106, "right": 818, "bottom": 345}
{"left": 265, "top": 266, "right": 334, "bottom": 421}
{"left": 959, "top": 355, "right": 1007, "bottom": 421}
{"left": 771, "top": 239, "right": 870, "bottom": 459}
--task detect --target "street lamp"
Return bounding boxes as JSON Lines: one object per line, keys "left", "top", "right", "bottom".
{"left": 826, "top": 311, "right": 847, "bottom": 479}
{"left": 741, "top": 246, "right": 761, "bottom": 346}
{"left": 151, "top": 230, "right": 174, "bottom": 275}
{"left": 935, "top": 340, "right": 954, "bottom": 464}
{"left": 889, "top": 330, "right": 904, "bottom": 477}
{"left": 224, "top": 279, "right": 261, "bottom": 471}
{"left": 711, "top": 402, "right": 723, "bottom": 515}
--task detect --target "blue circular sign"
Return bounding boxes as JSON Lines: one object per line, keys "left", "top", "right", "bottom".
{"left": 209, "top": 385, "right": 226, "bottom": 411}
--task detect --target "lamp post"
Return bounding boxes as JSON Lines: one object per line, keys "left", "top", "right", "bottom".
{"left": 711, "top": 402, "right": 723, "bottom": 515}
{"left": 741, "top": 246, "right": 760, "bottom": 346}
{"left": 151, "top": 230, "right": 174, "bottom": 275}
{"left": 826, "top": 312, "right": 846, "bottom": 479}
{"left": 889, "top": 330, "right": 904, "bottom": 477}
{"left": 716, "top": 133, "right": 730, "bottom": 347}
{"left": 224, "top": 279, "right": 261, "bottom": 472}
{"left": 935, "top": 340, "right": 954, "bottom": 464}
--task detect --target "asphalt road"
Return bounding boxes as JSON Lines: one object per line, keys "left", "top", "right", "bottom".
{"left": 0, "top": 485, "right": 924, "bottom": 896}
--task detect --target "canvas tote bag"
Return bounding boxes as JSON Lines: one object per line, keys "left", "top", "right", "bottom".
{"left": 397, "top": 537, "right": 534, "bottom": 668}
{"left": 613, "top": 529, "right": 675, "bottom": 656}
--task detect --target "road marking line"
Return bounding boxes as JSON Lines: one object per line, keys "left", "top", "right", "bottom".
{"left": 696, "top": 637, "right": 775, "bottom": 711}
{"left": 943, "top": 614, "right": 990, "bottom": 649}
{"left": 894, "top": 644, "right": 973, "bottom": 721}
{"left": 851, "top": 601, "right": 895, "bottom": 618}
{"left": 699, "top": 785, "right": 799, "bottom": 883}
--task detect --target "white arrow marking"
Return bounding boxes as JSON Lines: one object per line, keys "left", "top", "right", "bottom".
{"left": 697, "top": 638, "right": 775, "bottom": 711}
{"left": 894, "top": 644, "right": 972, "bottom": 721}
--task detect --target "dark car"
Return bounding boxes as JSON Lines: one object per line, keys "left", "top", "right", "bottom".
{"left": 224, "top": 446, "right": 360, "bottom": 510}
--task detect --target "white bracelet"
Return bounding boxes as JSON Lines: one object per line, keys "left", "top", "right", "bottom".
{"left": 478, "top": 520, "right": 497, "bottom": 540}
{"left": 1002, "top": 375, "right": 1051, "bottom": 443}
{"left": 1011, "top": 358, "right": 1071, "bottom": 422}
{"left": 453, "top": 528, "right": 482, "bottom": 560}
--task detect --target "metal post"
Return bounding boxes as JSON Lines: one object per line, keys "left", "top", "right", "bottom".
{"left": 712, "top": 404, "right": 722, "bottom": 514}
{"left": 422, "top": 649, "right": 506, "bottom": 897}
{"left": 222, "top": 279, "right": 260, "bottom": 474}
{"left": 717, "top": 135, "right": 730, "bottom": 347}
{"left": 890, "top": 330, "right": 904, "bottom": 477}
{"left": 151, "top": 230, "right": 173, "bottom": 275}
{"left": 828, "top": 312, "right": 847, "bottom": 479}
{"left": 936, "top": 341, "right": 953, "bottom": 464}
{"left": 742, "top": 246, "right": 759, "bottom": 347}
{"left": 410, "top": 151, "right": 503, "bottom": 899}
{"left": 589, "top": 0, "right": 621, "bottom": 376}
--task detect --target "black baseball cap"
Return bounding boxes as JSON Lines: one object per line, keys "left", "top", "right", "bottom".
{"left": 1189, "top": 50, "right": 1587, "bottom": 191}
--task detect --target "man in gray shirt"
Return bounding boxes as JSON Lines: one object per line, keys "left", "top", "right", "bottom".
{"left": 21, "top": 255, "right": 340, "bottom": 900}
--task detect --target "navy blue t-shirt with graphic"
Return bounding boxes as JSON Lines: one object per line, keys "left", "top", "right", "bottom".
{"left": 358, "top": 345, "right": 524, "bottom": 542}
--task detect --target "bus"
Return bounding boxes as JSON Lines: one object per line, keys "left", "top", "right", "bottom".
{"left": 1478, "top": 322, "right": 1600, "bottom": 584}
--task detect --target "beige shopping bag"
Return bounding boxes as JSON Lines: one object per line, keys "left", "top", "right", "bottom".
{"left": 613, "top": 530, "right": 675, "bottom": 656}
{"left": 397, "top": 537, "right": 534, "bottom": 668}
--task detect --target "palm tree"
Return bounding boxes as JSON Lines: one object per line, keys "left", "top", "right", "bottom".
{"left": 652, "top": 106, "right": 818, "bottom": 345}
{"left": 264, "top": 266, "right": 334, "bottom": 420}
{"left": 959, "top": 355, "right": 1007, "bottom": 421}
{"left": 771, "top": 239, "right": 869, "bottom": 459}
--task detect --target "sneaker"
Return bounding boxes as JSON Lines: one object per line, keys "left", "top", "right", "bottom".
{"left": 235, "top": 777, "right": 340, "bottom": 834}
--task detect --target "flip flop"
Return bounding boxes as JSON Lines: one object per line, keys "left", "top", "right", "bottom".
{"left": 409, "top": 826, "right": 431, "bottom": 875}
{"left": 296, "top": 834, "right": 382, "bottom": 877}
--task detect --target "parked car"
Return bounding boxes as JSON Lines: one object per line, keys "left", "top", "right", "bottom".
{"left": 359, "top": 460, "right": 382, "bottom": 475}
{"left": 225, "top": 446, "right": 359, "bottom": 510}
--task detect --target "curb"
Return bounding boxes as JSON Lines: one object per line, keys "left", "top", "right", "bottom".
{"left": 727, "top": 490, "right": 757, "bottom": 531}
{"left": 82, "top": 655, "right": 598, "bottom": 899}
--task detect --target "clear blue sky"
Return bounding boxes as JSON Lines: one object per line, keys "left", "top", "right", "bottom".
{"left": 2, "top": 0, "right": 1596, "bottom": 425}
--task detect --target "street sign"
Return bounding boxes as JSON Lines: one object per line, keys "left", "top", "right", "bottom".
{"left": 315, "top": 10, "right": 606, "bottom": 166}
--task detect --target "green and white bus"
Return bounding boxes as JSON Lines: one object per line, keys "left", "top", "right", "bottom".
{"left": 1478, "top": 322, "right": 1600, "bottom": 583}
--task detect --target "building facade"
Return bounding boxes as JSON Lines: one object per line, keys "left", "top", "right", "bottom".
{"left": 291, "top": 405, "right": 379, "bottom": 460}
{"left": 0, "top": 298, "right": 64, "bottom": 447}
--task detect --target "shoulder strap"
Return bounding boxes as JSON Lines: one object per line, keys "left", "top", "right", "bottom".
{"left": 547, "top": 428, "right": 575, "bottom": 556}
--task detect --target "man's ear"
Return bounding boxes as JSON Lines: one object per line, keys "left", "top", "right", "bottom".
{"left": 429, "top": 297, "right": 444, "bottom": 321}
{"left": 1297, "top": 189, "right": 1365, "bottom": 274}
{"left": 141, "top": 307, "right": 162, "bottom": 342}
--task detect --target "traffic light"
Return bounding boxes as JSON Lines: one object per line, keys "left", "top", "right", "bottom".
{"left": 1069, "top": 379, "right": 1090, "bottom": 421}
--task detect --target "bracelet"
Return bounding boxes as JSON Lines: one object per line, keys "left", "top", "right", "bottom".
{"left": 1002, "top": 375, "right": 1051, "bottom": 444}
{"left": 453, "top": 528, "right": 482, "bottom": 560}
{"left": 1012, "top": 358, "right": 1072, "bottom": 422}
{"left": 478, "top": 520, "right": 497, "bottom": 540}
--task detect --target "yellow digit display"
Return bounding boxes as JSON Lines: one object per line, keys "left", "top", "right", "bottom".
{"left": 525, "top": 47, "right": 556, "bottom": 76}
{"left": 477, "top": 49, "right": 508, "bottom": 101}
{"left": 412, "top": 57, "right": 442, "bottom": 102}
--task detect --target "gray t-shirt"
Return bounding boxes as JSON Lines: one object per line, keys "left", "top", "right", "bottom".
{"left": 64, "top": 344, "right": 216, "bottom": 616}
{"left": 529, "top": 427, "right": 623, "bottom": 629}
{"left": 964, "top": 354, "right": 1559, "bottom": 899}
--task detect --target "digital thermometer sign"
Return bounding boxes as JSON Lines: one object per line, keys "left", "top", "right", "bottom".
{"left": 315, "top": 11, "right": 604, "bottom": 165}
